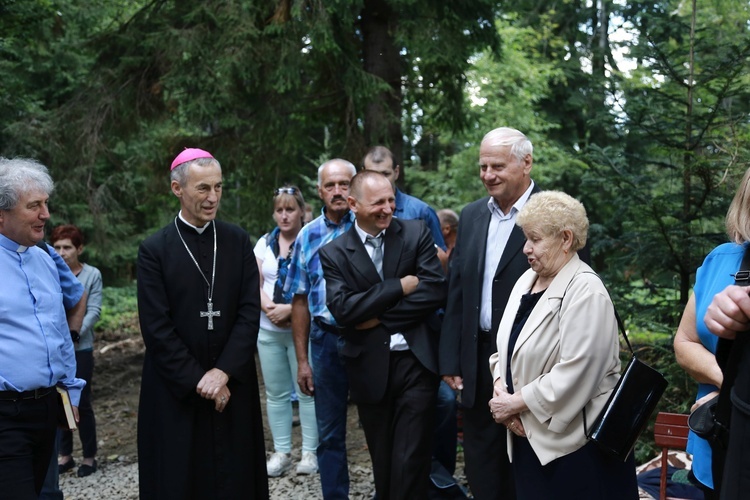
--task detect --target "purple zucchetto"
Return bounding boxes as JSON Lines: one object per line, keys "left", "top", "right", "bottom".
{"left": 170, "top": 148, "right": 215, "bottom": 171}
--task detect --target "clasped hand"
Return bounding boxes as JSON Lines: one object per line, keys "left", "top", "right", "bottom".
{"left": 196, "top": 368, "right": 231, "bottom": 412}
{"left": 489, "top": 381, "right": 526, "bottom": 437}
{"left": 266, "top": 302, "right": 292, "bottom": 328}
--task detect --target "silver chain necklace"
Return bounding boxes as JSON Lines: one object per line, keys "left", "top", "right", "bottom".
{"left": 174, "top": 217, "right": 221, "bottom": 330}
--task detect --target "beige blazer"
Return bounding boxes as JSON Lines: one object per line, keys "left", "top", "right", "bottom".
{"left": 488, "top": 254, "right": 621, "bottom": 465}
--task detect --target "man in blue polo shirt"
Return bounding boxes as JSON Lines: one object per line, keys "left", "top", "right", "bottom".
{"left": 0, "top": 157, "right": 86, "bottom": 498}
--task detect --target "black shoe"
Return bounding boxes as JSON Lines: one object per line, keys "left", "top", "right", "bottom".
{"left": 77, "top": 460, "right": 97, "bottom": 477}
{"left": 58, "top": 458, "right": 76, "bottom": 474}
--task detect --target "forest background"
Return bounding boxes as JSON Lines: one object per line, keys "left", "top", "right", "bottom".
{"left": 2, "top": 0, "right": 750, "bottom": 457}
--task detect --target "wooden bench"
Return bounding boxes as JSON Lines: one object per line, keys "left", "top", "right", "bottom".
{"left": 653, "top": 412, "right": 690, "bottom": 500}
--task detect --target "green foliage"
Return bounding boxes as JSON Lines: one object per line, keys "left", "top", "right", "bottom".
{"left": 2, "top": 0, "right": 503, "bottom": 279}
{"left": 96, "top": 283, "right": 140, "bottom": 340}
{"left": 406, "top": 16, "right": 578, "bottom": 213}
{"left": 585, "top": 0, "right": 750, "bottom": 325}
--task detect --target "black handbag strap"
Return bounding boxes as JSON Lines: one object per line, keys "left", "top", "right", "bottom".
{"left": 564, "top": 271, "right": 630, "bottom": 436}
{"left": 563, "top": 271, "right": 632, "bottom": 353}
{"left": 582, "top": 310, "right": 629, "bottom": 437}
{"left": 713, "top": 245, "right": 750, "bottom": 429}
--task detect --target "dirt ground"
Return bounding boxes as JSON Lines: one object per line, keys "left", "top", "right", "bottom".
{"left": 74, "top": 331, "right": 416, "bottom": 496}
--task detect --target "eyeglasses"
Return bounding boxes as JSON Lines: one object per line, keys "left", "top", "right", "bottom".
{"left": 274, "top": 187, "right": 297, "bottom": 196}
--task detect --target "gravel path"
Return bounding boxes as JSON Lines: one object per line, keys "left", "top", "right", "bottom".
{"left": 58, "top": 452, "right": 467, "bottom": 499}
{"left": 58, "top": 459, "right": 384, "bottom": 499}
{"left": 58, "top": 339, "right": 469, "bottom": 499}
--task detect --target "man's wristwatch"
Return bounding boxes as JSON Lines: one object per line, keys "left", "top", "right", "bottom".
{"left": 70, "top": 330, "right": 80, "bottom": 342}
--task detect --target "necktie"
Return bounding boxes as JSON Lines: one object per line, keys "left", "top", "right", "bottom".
{"left": 366, "top": 235, "right": 384, "bottom": 279}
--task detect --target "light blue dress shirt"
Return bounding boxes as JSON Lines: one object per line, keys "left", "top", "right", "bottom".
{"left": 0, "top": 234, "right": 85, "bottom": 405}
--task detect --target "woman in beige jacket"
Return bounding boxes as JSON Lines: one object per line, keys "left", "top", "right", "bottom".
{"left": 488, "top": 191, "right": 637, "bottom": 499}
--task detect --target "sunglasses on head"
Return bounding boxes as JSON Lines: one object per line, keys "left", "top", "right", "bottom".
{"left": 274, "top": 187, "right": 297, "bottom": 195}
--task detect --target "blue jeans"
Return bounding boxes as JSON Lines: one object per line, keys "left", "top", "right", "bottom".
{"left": 257, "top": 327, "right": 318, "bottom": 453}
{"left": 310, "top": 322, "right": 350, "bottom": 499}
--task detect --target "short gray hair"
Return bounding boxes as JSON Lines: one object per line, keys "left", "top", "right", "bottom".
{"left": 0, "top": 157, "right": 54, "bottom": 210}
{"left": 516, "top": 191, "right": 588, "bottom": 251}
{"left": 481, "top": 127, "right": 533, "bottom": 163}
{"left": 170, "top": 157, "right": 222, "bottom": 186}
{"left": 437, "top": 208, "right": 459, "bottom": 230}
{"left": 317, "top": 159, "right": 357, "bottom": 186}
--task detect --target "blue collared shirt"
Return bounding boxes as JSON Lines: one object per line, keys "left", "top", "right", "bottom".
{"left": 394, "top": 189, "right": 447, "bottom": 251}
{"left": 285, "top": 209, "right": 355, "bottom": 325}
{"left": 0, "top": 234, "right": 86, "bottom": 405}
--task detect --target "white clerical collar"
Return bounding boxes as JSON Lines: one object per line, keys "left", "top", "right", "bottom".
{"left": 354, "top": 221, "right": 385, "bottom": 244}
{"left": 0, "top": 233, "right": 29, "bottom": 253}
{"left": 178, "top": 211, "right": 212, "bottom": 234}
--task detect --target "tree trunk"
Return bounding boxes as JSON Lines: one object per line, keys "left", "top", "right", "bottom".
{"left": 361, "top": 0, "right": 404, "bottom": 185}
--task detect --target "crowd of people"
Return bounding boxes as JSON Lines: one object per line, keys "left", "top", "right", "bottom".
{"left": 2, "top": 125, "right": 750, "bottom": 499}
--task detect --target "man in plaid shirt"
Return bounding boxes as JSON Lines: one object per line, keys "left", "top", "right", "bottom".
{"left": 285, "top": 158, "right": 357, "bottom": 499}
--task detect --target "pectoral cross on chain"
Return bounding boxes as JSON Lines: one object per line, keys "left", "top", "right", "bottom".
{"left": 200, "top": 301, "right": 221, "bottom": 330}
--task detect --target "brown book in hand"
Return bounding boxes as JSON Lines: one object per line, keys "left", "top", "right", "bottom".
{"left": 57, "top": 386, "right": 77, "bottom": 431}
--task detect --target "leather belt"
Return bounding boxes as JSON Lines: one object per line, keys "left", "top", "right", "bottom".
{"left": 313, "top": 318, "right": 341, "bottom": 335}
{"left": 0, "top": 386, "right": 55, "bottom": 401}
{"left": 478, "top": 329, "right": 493, "bottom": 343}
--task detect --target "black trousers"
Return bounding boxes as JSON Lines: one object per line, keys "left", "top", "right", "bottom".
{"left": 462, "top": 337, "right": 514, "bottom": 500}
{"left": 357, "top": 350, "right": 438, "bottom": 500}
{"left": 512, "top": 437, "right": 638, "bottom": 499}
{"left": 0, "top": 390, "right": 58, "bottom": 499}
{"left": 60, "top": 350, "right": 97, "bottom": 458}
{"left": 720, "top": 398, "right": 750, "bottom": 499}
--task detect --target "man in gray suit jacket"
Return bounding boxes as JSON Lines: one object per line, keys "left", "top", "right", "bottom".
{"left": 440, "top": 127, "right": 538, "bottom": 500}
{"left": 320, "top": 171, "right": 447, "bottom": 499}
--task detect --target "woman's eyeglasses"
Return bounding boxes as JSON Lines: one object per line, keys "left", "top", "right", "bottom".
{"left": 274, "top": 187, "right": 297, "bottom": 195}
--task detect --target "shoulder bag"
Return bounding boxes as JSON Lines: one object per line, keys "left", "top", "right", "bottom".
{"left": 583, "top": 294, "right": 669, "bottom": 461}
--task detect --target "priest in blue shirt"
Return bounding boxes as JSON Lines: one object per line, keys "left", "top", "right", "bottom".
{"left": 0, "top": 157, "right": 85, "bottom": 498}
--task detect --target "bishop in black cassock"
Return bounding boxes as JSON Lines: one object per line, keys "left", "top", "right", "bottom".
{"left": 136, "top": 149, "right": 267, "bottom": 499}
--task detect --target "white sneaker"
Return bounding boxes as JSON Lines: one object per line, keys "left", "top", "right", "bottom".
{"left": 266, "top": 452, "right": 293, "bottom": 477}
{"left": 295, "top": 451, "right": 318, "bottom": 475}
